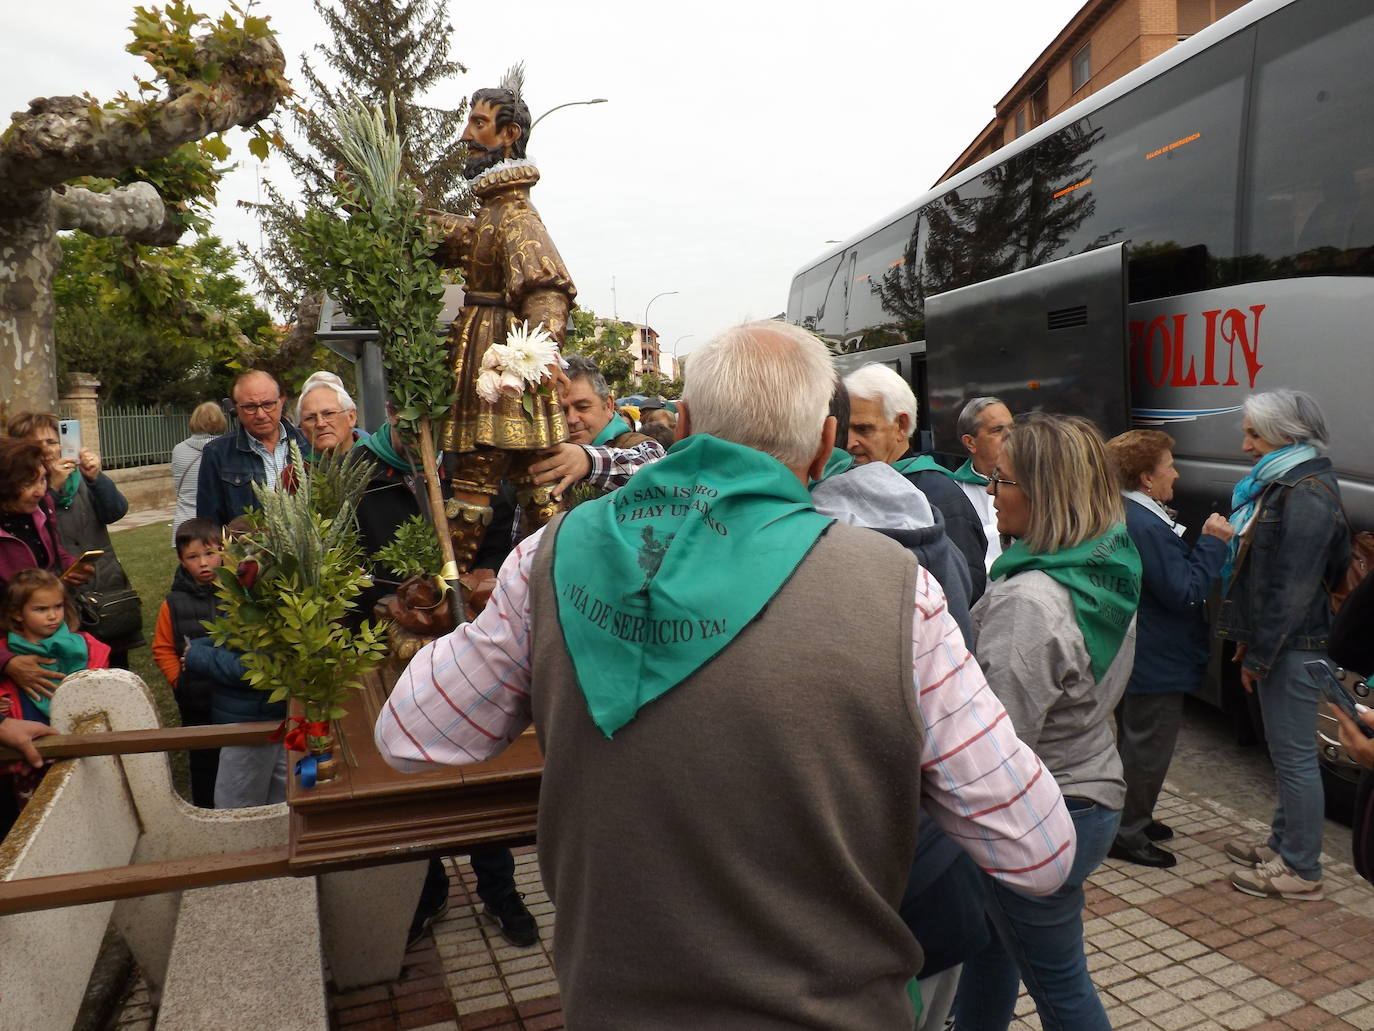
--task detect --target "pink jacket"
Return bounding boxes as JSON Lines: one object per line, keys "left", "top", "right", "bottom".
{"left": 0, "top": 497, "right": 75, "bottom": 679}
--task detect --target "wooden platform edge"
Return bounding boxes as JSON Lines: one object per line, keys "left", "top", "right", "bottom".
{"left": 0, "top": 845, "right": 292, "bottom": 916}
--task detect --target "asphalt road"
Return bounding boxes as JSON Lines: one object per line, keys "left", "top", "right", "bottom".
{"left": 1168, "top": 695, "right": 1355, "bottom": 866}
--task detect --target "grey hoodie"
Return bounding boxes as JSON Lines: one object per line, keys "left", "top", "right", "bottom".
{"left": 812, "top": 462, "right": 974, "bottom": 646}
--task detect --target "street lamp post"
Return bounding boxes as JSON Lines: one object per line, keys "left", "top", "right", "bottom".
{"left": 642, "top": 291, "right": 678, "bottom": 377}
{"left": 529, "top": 98, "right": 608, "bottom": 132}
{"left": 670, "top": 334, "right": 693, "bottom": 381}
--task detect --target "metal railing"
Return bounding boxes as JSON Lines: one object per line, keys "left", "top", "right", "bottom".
{"left": 97, "top": 405, "right": 193, "bottom": 469}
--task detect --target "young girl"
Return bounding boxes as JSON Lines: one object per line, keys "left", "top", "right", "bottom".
{"left": 0, "top": 570, "right": 109, "bottom": 811}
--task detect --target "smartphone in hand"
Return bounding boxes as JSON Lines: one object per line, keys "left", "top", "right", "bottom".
{"left": 1306, "top": 659, "right": 1374, "bottom": 738}
{"left": 58, "top": 420, "right": 82, "bottom": 462}
{"left": 61, "top": 549, "right": 104, "bottom": 578}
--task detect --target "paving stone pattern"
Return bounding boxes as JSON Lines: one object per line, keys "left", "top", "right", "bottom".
{"left": 110, "top": 787, "right": 1374, "bottom": 1030}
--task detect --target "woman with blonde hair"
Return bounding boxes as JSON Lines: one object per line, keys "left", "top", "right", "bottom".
{"left": 955, "top": 413, "right": 1141, "bottom": 1031}
{"left": 171, "top": 401, "right": 228, "bottom": 542}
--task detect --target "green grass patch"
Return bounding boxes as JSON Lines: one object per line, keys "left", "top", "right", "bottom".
{"left": 109, "top": 517, "right": 191, "bottom": 795}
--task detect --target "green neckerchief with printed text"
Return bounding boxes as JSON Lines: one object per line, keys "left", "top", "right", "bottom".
{"left": 890, "top": 453, "right": 951, "bottom": 478}
{"left": 989, "top": 523, "right": 1141, "bottom": 682}
{"left": 552, "top": 434, "right": 834, "bottom": 737}
{"left": 592, "top": 413, "right": 633, "bottom": 447}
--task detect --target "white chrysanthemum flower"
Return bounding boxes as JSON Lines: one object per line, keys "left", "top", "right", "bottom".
{"left": 502, "top": 320, "right": 559, "bottom": 382}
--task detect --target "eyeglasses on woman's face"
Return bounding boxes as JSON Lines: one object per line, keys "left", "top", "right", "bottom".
{"left": 988, "top": 470, "right": 1020, "bottom": 496}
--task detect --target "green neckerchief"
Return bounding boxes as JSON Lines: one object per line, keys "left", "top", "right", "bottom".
{"left": 355, "top": 421, "right": 414, "bottom": 472}
{"left": 592, "top": 412, "right": 632, "bottom": 447}
{"left": 7, "top": 625, "right": 88, "bottom": 716}
{"left": 53, "top": 469, "right": 81, "bottom": 509}
{"left": 890, "top": 454, "right": 953, "bottom": 478}
{"left": 552, "top": 434, "right": 834, "bottom": 737}
{"left": 810, "top": 447, "right": 854, "bottom": 486}
{"left": 989, "top": 524, "right": 1141, "bottom": 682}
{"left": 950, "top": 458, "right": 990, "bottom": 486}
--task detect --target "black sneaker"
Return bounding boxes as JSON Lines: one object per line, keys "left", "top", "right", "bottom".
{"left": 406, "top": 896, "right": 450, "bottom": 950}
{"left": 483, "top": 891, "right": 539, "bottom": 947}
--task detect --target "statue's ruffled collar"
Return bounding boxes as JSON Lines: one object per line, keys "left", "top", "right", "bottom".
{"left": 469, "top": 158, "right": 540, "bottom": 198}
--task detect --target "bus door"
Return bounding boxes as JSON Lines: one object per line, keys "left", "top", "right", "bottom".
{"left": 924, "top": 243, "right": 1130, "bottom": 456}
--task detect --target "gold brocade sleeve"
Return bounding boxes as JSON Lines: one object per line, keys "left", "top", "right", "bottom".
{"left": 428, "top": 210, "right": 473, "bottom": 270}
{"left": 503, "top": 210, "right": 576, "bottom": 327}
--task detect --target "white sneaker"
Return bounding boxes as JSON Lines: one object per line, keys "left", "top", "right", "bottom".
{"left": 1230, "top": 857, "right": 1324, "bottom": 901}
{"left": 1224, "top": 839, "right": 1278, "bottom": 867}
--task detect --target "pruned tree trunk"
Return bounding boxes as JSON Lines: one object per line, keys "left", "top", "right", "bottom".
{"left": 0, "top": 194, "right": 62, "bottom": 413}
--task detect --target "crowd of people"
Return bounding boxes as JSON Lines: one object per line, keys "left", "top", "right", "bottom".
{"left": 0, "top": 316, "right": 1364, "bottom": 1027}
{"left": 371, "top": 320, "right": 1355, "bottom": 1029}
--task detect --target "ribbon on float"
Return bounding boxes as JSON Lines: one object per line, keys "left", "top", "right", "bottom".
{"left": 270, "top": 715, "right": 332, "bottom": 754}
{"left": 295, "top": 752, "right": 332, "bottom": 789}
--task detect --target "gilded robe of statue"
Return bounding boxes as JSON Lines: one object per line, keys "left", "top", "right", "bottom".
{"left": 433, "top": 160, "right": 576, "bottom": 455}
{"left": 430, "top": 159, "right": 577, "bottom": 568}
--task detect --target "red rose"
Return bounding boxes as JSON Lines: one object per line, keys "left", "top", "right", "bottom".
{"left": 280, "top": 464, "right": 300, "bottom": 493}
{"left": 236, "top": 559, "right": 260, "bottom": 590}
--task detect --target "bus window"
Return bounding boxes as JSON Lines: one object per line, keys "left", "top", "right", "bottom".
{"left": 1241, "top": 0, "right": 1374, "bottom": 281}
{"left": 922, "top": 153, "right": 1031, "bottom": 296}
{"left": 845, "top": 214, "right": 921, "bottom": 350}
{"left": 1037, "top": 31, "right": 1250, "bottom": 299}
{"left": 797, "top": 253, "right": 845, "bottom": 342}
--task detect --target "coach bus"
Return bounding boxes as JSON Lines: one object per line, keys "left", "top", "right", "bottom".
{"left": 786, "top": 0, "right": 1373, "bottom": 778}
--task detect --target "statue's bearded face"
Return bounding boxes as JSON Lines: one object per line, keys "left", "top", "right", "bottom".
{"left": 462, "top": 100, "right": 521, "bottom": 179}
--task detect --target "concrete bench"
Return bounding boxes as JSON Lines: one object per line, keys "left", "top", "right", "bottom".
{"left": 0, "top": 671, "right": 288, "bottom": 1027}
{"left": 156, "top": 877, "right": 327, "bottom": 1031}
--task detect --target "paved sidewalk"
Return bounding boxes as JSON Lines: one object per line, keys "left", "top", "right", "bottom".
{"left": 312, "top": 783, "right": 1374, "bottom": 1031}
{"left": 108, "top": 505, "right": 176, "bottom": 535}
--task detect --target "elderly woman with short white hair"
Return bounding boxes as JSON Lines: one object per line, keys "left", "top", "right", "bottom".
{"left": 295, "top": 372, "right": 365, "bottom": 456}
{"left": 1218, "top": 388, "right": 1350, "bottom": 902}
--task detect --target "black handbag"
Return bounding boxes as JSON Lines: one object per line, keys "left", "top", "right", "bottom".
{"left": 77, "top": 586, "right": 143, "bottom": 645}
{"left": 1354, "top": 769, "right": 1374, "bottom": 886}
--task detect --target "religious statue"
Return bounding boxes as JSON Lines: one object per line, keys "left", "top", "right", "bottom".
{"left": 430, "top": 67, "right": 577, "bottom": 569}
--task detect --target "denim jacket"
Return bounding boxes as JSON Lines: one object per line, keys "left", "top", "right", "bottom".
{"left": 1216, "top": 456, "right": 1351, "bottom": 679}
{"left": 194, "top": 420, "right": 306, "bottom": 527}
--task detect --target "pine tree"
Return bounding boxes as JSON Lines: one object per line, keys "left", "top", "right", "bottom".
{"left": 240, "top": 0, "right": 469, "bottom": 317}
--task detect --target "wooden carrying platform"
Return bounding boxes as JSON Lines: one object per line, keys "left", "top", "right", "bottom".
{"left": 287, "top": 671, "right": 543, "bottom": 872}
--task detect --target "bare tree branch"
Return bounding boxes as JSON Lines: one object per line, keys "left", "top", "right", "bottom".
{"left": 51, "top": 183, "right": 182, "bottom": 245}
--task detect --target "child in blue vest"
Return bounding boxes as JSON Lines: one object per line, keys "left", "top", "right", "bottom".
{"left": 152, "top": 518, "right": 226, "bottom": 807}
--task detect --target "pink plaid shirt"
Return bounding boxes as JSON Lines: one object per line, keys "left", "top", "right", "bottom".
{"left": 375, "top": 528, "right": 1076, "bottom": 895}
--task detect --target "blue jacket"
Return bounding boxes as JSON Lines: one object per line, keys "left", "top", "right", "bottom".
{"left": 1123, "top": 499, "right": 1227, "bottom": 694}
{"left": 194, "top": 420, "right": 307, "bottom": 527}
{"left": 1217, "top": 456, "right": 1351, "bottom": 679}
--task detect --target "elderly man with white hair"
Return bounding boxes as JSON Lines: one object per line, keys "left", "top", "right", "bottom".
{"left": 844, "top": 363, "right": 988, "bottom": 600}
{"left": 296, "top": 371, "right": 365, "bottom": 455}
{"left": 376, "top": 319, "right": 1074, "bottom": 1029}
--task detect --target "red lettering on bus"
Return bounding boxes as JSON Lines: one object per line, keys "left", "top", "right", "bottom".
{"left": 1128, "top": 303, "right": 1265, "bottom": 390}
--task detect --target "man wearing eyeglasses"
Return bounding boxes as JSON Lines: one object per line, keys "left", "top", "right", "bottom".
{"left": 195, "top": 370, "right": 307, "bottom": 527}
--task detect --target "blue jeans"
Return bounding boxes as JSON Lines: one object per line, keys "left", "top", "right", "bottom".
{"left": 954, "top": 799, "right": 1120, "bottom": 1031}
{"left": 1258, "top": 648, "right": 1325, "bottom": 880}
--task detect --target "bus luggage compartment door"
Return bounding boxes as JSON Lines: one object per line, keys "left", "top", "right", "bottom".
{"left": 924, "top": 243, "right": 1130, "bottom": 455}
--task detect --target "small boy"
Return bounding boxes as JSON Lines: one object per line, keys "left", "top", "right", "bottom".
{"left": 152, "top": 518, "right": 226, "bottom": 807}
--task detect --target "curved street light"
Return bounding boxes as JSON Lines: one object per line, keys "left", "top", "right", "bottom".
{"left": 530, "top": 98, "right": 608, "bottom": 132}
{"left": 641, "top": 291, "right": 678, "bottom": 379}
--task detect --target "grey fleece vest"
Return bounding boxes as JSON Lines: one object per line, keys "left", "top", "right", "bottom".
{"left": 530, "top": 517, "right": 925, "bottom": 1030}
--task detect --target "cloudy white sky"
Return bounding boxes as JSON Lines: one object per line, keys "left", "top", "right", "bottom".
{"left": 7, "top": 0, "right": 1087, "bottom": 361}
